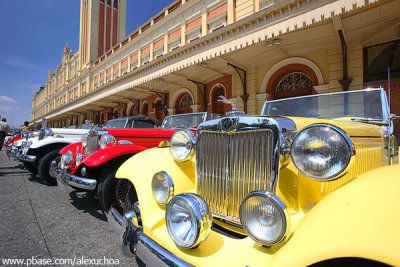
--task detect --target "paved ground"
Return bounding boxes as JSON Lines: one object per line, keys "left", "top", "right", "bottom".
{"left": 0, "top": 150, "right": 133, "bottom": 266}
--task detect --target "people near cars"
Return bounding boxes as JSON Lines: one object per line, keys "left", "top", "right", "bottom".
{"left": 0, "top": 117, "right": 10, "bottom": 151}
{"left": 21, "top": 121, "right": 31, "bottom": 133}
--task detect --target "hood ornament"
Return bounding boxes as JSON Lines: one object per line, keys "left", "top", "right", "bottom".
{"left": 218, "top": 96, "right": 245, "bottom": 117}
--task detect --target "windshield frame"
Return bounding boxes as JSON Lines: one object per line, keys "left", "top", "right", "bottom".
{"left": 261, "top": 88, "right": 390, "bottom": 124}
{"left": 161, "top": 112, "right": 210, "bottom": 129}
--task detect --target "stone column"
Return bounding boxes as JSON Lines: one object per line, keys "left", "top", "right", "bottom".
{"left": 190, "top": 104, "right": 201, "bottom": 113}
{"left": 256, "top": 93, "right": 269, "bottom": 114}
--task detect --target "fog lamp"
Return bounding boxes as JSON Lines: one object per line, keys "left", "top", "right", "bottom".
{"left": 152, "top": 171, "right": 174, "bottom": 205}
{"left": 166, "top": 193, "right": 212, "bottom": 248}
{"left": 239, "top": 191, "right": 290, "bottom": 246}
{"left": 81, "top": 166, "right": 87, "bottom": 177}
{"left": 61, "top": 150, "right": 73, "bottom": 169}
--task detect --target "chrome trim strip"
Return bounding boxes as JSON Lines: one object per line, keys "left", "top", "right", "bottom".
{"left": 107, "top": 207, "right": 193, "bottom": 267}
{"left": 17, "top": 153, "right": 36, "bottom": 163}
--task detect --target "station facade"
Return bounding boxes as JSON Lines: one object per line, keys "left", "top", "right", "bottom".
{"left": 31, "top": 0, "right": 400, "bottom": 136}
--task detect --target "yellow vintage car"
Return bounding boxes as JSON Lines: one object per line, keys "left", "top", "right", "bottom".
{"left": 108, "top": 88, "right": 400, "bottom": 266}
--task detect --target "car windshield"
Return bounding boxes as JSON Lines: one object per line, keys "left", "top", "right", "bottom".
{"left": 161, "top": 113, "right": 217, "bottom": 129}
{"left": 262, "top": 89, "right": 389, "bottom": 124}
{"left": 104, "top": 119, "right": 127, "bottom": 128}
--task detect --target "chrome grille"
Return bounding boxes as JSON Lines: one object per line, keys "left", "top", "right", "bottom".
{"left": 197, "top": 129, "right": 276, "bottom": 224}
{"left": 86, "top": 134, "right": 99, "bottom": 155}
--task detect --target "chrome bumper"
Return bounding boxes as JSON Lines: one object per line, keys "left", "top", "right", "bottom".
{"left": 8, "top": 146, "right": 20, "bottom": 159}
{"left": 107, "top": 207, "right": 193, "bottom": 267}
{"left": 50, "top": 161, "right": 97, "bottom": 190}
{"left": 17, "top": 152, "right": 36, "bottom": 163}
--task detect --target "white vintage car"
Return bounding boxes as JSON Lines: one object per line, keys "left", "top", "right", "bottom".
{"left": 17, "top": 127, "right": 98, "bottom": 185}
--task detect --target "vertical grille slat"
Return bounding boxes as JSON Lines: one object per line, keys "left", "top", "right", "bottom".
{"left": 197, "top": 129, "right": 275, "bottom": 223}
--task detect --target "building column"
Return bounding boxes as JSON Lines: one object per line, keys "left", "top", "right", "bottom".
{"left": 167, "top": 108, "right": 175, "bottom": 115}
{"left": 256, "top": 93, "right": 269, "bottom": 114}
{"left": 246, "top": 67, "right": 257, "bottom": 115}
{"left": 190, "top": 104, "right": 201, "bottom": 112}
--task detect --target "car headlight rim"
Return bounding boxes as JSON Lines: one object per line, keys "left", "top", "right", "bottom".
{"left": 170, "top": 129, "right": 196, "bottom": 162}
{"left": 239, "top": 191, "right": 290, "bottom": 246}
{"left": 152, "top": 171, "right": 174, "bottom": 205}
{"left": 99, "top": 133, "right": 116, "bottom": 149}
{"left": 166, "top": 193, "right": 212, "bottom": 249}
{"left": 61, "top": 150, "right": 73, "bottom": 169}
{"left": 290, "top": 124, "right": 354, "bottom": 181}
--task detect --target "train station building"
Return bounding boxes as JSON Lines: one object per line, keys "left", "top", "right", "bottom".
{"left": 31, "top": 0, "right": 400, "bottom": 135}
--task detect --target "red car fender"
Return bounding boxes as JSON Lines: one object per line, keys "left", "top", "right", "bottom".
{"left": 60, "top": 141, "right": 83, "bottom": 155}
{"left": 83, "top": 144, "right": 148, "bottom": 167}
{"left": 5, "top": 135, "right": 22, "bottom": 146}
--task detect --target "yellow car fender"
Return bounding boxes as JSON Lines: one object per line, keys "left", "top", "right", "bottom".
{"left": 271, "top": 164, "right": 400, "bottom": 267}
{"left": 115, "top": 147, "right": 195, "bottom": 232}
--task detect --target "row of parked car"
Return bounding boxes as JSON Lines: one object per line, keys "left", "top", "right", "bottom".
{"left": 5, "top": 88, "right": 400, "bottom": 266}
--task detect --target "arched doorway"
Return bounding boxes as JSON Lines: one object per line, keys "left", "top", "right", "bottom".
{"left": 175, "top": 93, "right": 193, "bottom": 114}
{"left": 211, "top": 84, "right": 226, "bottom": 115}
{"left": 141, "top": 102, "right": 149, "bottom": 116}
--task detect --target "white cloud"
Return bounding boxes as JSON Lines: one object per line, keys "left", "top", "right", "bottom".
{"left": 0, "top": 96, "right": 16, "bottom": 103}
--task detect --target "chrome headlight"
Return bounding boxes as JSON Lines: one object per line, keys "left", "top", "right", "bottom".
{"left": 99, "top": 133, "right": 116, "bottom": 149}
{"left": 76, "top": 153, "right": 83, "bottom": 166}
{"left": 239, "top": 191, "right": 290, "bottom": 246}
{"left": 170, "top": 129, "right": 195, "bottom": 162}
{"left": 60, "top": 150, "right": 73, "bottom": 169}
{"left": 81, "top": 134, "right": 88, "bottom": 147}
{"left": 152, "top": 171, "right": 174, "bottom": 205}
{"left": 166, "top": 193, "right": 212, "bottom": 248}
{"left": 43, "top": 128, "right": 54, "bottom": 137}
{"left": 290, "top": 124, "right": 354, "bottom": 180}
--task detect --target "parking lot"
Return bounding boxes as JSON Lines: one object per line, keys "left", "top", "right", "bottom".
{"left": 0, "top": 151, "right": 132, "bottom": 266}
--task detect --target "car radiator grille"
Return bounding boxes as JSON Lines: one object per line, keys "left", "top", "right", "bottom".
{"left": 196, "top": 129, "right": 276, "bottom": 224}
{"left": 86, "top": 134, "right": 99, "bottom": 155}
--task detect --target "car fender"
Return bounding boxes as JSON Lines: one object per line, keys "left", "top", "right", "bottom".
{"left": 29, "top": 137, "right": 77, "bottom": 149}
{"left": 83, "top": 144, "right": 148, "bottom": 167}
{"left": 60, "top": 141, "right": 82, "bottom": 155}
{"left": 115, "top": 147, "right": 195, "bottom": 232}
{"left": 270, "top": 164, "right": 400, "bottom": 267}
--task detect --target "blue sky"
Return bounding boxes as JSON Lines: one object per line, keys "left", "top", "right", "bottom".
{"left": 0, "top": 0, "right": 173, "bottom": 128}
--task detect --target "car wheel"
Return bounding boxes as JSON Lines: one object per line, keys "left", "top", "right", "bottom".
{"left": 123, "top": 183, "right": 141, "bottom": 225}
{"left": 38, "top": 149, "right": 60, "bottom": 185}
{"left": 97, "top": 168, "right": 130, "bottom": 212}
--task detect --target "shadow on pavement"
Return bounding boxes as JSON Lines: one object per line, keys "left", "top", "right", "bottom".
{"left": 26, "top": 173, "right": 55, "bottom": 186}
{"left": 68, "top": 190, "right": 107, "bottom": 222}
{"left": 0, "top": 171, "right": 33, "bottom": 177}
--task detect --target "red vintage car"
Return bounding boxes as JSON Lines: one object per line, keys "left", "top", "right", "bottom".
{"left": 50, "top": 112, "right": 217, "bottom": 212}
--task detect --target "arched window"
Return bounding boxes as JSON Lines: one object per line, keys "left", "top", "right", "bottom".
{"left": 211, "top": 84, "right": 226, "bottom": 115}
{"left": 175, "top": 93, "right": 193, "bottom": 114}
{"left": 275, "top": 72, "right": 313, "bottom": 94}
{"left": 267, "top": 64, "right": 318, "bottom": 100}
